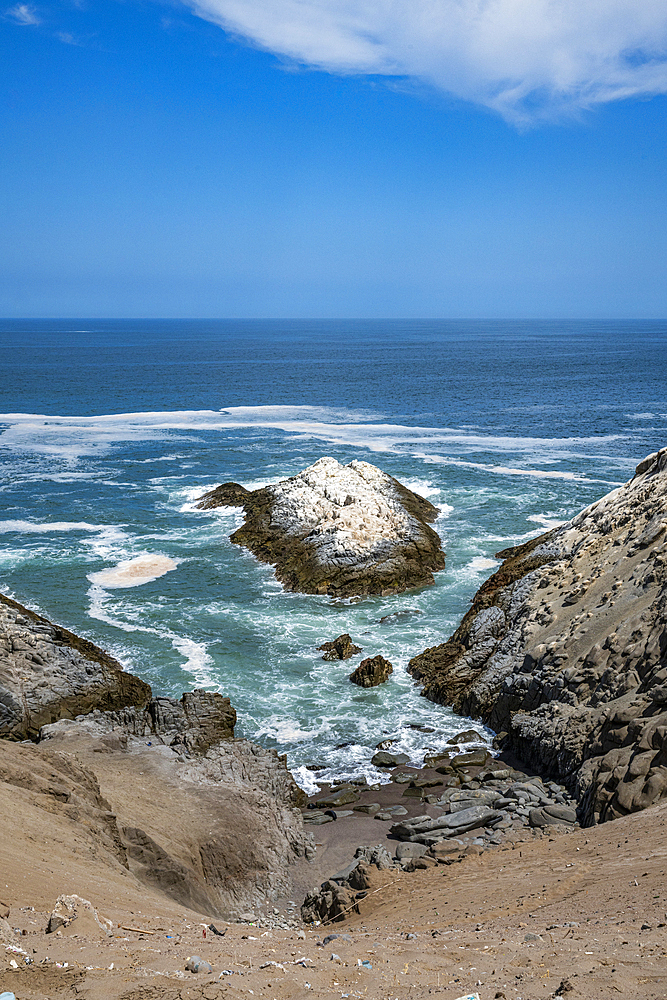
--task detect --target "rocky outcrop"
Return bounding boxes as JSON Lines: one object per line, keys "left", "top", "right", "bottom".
{"left": 409, "top": 448, "right": 667, "bottom": 825}
{"left": 349, "top": 655, "right": 393, "bottom": 687}
{"left": 301, "top": 845, "right": 397, "bottom": 924}
{"left": 94, "top": 689, "right": 236, "bottom": 754}
{"left": 0, "top": 593, "right": 151, "bottom": 740}
{"left": 0, "top": 596, "right": 311, "bottom": 920}
{"left": 318, "top": 634, "right": 362, "bottom": 660}
{"left": 196, "top": 457, "right": 445, "bottom": 597}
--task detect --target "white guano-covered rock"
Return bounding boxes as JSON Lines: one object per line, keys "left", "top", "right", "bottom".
{"left": 196, "top": 457, "right": 446, "bottom": 597}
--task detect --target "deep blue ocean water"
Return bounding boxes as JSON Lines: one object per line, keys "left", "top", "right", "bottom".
{"left": 1, "top": 319, "right": 666, "bottom": 790}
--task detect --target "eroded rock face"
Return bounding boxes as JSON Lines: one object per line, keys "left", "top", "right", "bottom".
{"left": 38, "top": 720, "right": 312, "bottom": 918}
{"left": 196, "top": 457, "right": 445, "bottom": 597}
{"left": 349, "top": 655, "right": 393, "bottom": 688}
{"left": 87, "top": 689, "right": 237, "bottom": 754}
{"left": 409, "top": 448, "right": 667, "bottom": 825}
{"left": 0, "top": 594, "right": 151, "bottom": 740}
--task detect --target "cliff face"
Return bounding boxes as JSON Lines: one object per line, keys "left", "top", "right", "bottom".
{"left": 0, "top": 594, "right": 151, "bottom": 740}
{"left": 409, "top": 448, "right": 667, "bottom": 825}
{"left": 0, "top": 595, "right": 312, "bottom": 919}
{"left": 37, "top": 721, "right": 312, "bottom": 918}
{"left": 196, "top": 456, "right": 445, "bottom": 597}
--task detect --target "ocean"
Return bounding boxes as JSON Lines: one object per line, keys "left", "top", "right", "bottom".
{"left": 1, "top": 319, "right": 666, "bottom": 791}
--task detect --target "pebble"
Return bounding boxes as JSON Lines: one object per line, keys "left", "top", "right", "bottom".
{"left": 185, "top": 956, "right": 213, "bottom": 974}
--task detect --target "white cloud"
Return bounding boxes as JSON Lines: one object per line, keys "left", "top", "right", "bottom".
{"left": 185, "top": 0, "right": 667, "bottom": 122}
{"left": 6, "top": 2, "right": 40, "bottom": 24}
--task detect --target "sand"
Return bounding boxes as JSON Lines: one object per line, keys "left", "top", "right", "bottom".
{"left": 2, "top": 798, "right": 666, "bottom": 1000}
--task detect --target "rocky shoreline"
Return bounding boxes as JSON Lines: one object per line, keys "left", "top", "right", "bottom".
{"left": 3, "top": 450, "right": 667, "bottom": 998}
{"left": 409, "top": 447, "right": 667, "bottom": 826}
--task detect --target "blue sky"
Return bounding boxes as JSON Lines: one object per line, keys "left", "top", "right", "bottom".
{"left": 2, "top": 0, "right": 667, "bottom": 317}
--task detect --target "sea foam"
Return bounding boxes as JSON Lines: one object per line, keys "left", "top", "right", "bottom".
{"left": 88, "top": 554, "right": 178, "bottom": 589}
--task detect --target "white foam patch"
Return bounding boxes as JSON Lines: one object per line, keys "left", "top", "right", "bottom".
{"left": 392, "top": 477, "right": 441, "bottom": 499}
{"left": 416, "top": 453, "right": 618, "bottom": 483}
{"left": 88, "top": 554, "right": 178, "bottom": 589}
{"left": 0, "top": 520, "right": 107, "bottom": 534}
{"left": 528, "top": 513, "right": 567, "bottom": 530}
{"left": 468, "top": 556, "right": 499, "bottom": 572}
{"left": 171, "top": 637, "right": 216, "bottom": 686}
{"left": 0, "top": 407, "right": 626, "bottom": 465}
{"left": 290, "top": 765, "right": 322, "bottom": 796}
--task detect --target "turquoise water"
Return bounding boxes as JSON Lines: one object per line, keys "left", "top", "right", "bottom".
{"left": 1, "top": 319, "right": 666, "bottom": 789}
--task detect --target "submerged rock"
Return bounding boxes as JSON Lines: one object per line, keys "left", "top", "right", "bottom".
{"left": 318, "top": 634, "right": 362, "bottom": 660}
{"left": 349, "top": 655, "right": 393, "bottom": 688}
{"left": 409, "top": 447, "right": 667, "bottom": 825}
{"left": 196, "top": 457, "right": 446, "bottom": 597}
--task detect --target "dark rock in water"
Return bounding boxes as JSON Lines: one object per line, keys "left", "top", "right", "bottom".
{"left": 0, "top": 593, "right": 151, "bottom": 741}
{"left": 318, "top": 634, "right": 362, "bottom": 660}
{"left": 371, "top": 750, "right": 410, "bottom": 767}
{"left": 379, "top": 609, "right": 423, "bottom": 624}
{"left": 350, "top": 655, "right": 393, "bottom": 688}
{"left": 447, "top": 729, "right": 484, "bottom": 744}
{"left": 408, "top": 447, "right": 667, "bottom": 825}
{"left": 195, "top": 457, "right": 446, "bottom": 598}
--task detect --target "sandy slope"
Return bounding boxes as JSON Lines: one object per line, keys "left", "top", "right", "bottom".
{"left": 2, "top": 800, "right": 666, "bottom": 1000}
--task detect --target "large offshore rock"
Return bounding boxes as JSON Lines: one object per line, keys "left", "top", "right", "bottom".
{"left": 409, "top": 448, "right": 667, "bottom": 825}
{"left": 196, "top": 457, "right": 445, "bottom": 597}
{"left": 0, "top": 594, "right": 151, "bottom": 740}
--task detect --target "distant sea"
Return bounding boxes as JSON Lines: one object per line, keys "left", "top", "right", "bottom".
{"left": 1, "top": 319, "right": 666, "bottom": 791}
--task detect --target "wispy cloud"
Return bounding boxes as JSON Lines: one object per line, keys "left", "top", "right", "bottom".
{"left": 57, "top": 30, "right": 83, "bottom": 45}
{"left": 5, "top": 2, "right": 40, "bottom": 25}
{"left": 184, "top": 0, "right": 667, "bottom": 123}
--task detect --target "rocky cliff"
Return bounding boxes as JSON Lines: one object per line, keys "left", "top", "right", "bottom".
{"left": 0, "top": 595, "right": 312, "bottom": 918}
{"left": 196, "top": 456, "right": 445, "bottom": 597}
{"left": 409, "top": 448, "right": 667, "bottom": 825}
{"left": 0, "top": 593, "right": 150, "bottom": 740}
